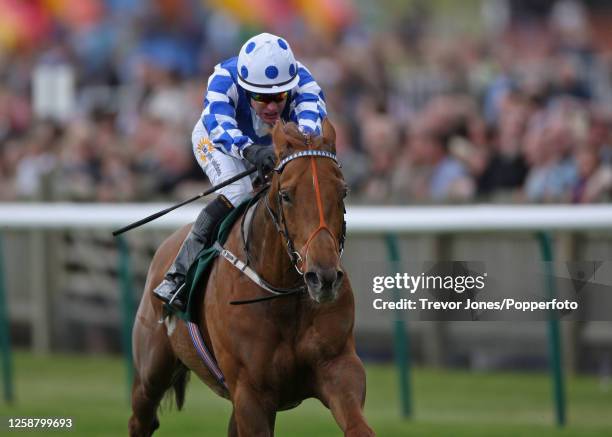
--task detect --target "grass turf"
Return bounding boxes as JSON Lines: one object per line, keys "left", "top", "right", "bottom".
{"left": 0, "top": 351, "right": 611, "bottom": 436}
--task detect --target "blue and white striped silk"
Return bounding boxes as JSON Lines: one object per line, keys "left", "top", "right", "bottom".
{"left": 200, "top": 56, "right": 327, "bottom": 160}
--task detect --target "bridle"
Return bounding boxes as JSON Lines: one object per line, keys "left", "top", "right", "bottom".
{"left": 227, "top": 142, "right": 346, "bottom": 305}
{"left": 265, "top": 146, "right": 346, "bottom": 276}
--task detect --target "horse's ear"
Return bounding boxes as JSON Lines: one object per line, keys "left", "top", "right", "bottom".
{"left": 322, "top": 118, "right": 336, "bottom": 153}
{"left": 272, "top": 120, "right": 288, "bottom": 157}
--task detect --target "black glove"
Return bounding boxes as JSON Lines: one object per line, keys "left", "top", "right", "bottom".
{"left": 242, "top": 144, "right": 276, "bottom": 181}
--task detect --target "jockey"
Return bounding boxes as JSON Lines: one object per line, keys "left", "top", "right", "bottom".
{"left": 154, "top": 32, "right": 327, "bottom": 311}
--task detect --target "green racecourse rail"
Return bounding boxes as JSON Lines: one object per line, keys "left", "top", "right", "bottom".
{"left": 3, "top": 203, "right": 612, "bottom": 425}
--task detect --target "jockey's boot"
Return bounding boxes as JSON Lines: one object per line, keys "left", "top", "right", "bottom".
{"left": 153, "top": 195, "right": 234, "bottom": 311}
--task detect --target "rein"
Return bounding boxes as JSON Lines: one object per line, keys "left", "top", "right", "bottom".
{"left": 226, "top": 146, "right": 345, "bottom": 305}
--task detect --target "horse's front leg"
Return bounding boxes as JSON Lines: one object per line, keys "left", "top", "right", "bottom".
{"left": 231, "top": 381, "right": 276, "bottom": 437}
{"left": 315, "top": 353, "right": 375, "bottom": 437}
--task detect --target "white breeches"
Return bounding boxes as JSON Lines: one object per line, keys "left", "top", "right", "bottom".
{"left": 192, "top": 122, "right": 252, "bottom": 207}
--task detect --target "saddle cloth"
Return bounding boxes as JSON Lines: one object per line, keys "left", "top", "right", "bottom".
{"left": 170, "top": 196, "right": 252, "bottom": 322}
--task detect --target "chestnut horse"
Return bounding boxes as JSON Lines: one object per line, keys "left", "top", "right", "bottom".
{"left": 129, "top": 120, "right": 374, "bottom": 437}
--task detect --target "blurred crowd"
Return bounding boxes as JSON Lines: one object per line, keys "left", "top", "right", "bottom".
{"left": 2, "top": 0, "right": 612, "bottom": 204}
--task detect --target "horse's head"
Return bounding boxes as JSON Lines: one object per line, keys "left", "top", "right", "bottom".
{"left": 270, "top": 119, "right": 347, "bottom": 303}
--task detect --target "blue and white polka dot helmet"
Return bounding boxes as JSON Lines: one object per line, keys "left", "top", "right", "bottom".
{"left": 237, "top": 33, "right": 300, "bottom": 94}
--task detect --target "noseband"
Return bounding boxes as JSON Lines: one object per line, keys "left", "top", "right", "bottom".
{"left": 265, "top": 148, "right": 346, "bottom": 275}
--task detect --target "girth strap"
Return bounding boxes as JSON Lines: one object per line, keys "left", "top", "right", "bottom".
{"left": 212, "top": 241, "right": 305, "bottom": 305}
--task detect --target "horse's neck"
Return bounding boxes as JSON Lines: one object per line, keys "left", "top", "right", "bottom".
{"left": 247, "top": 190, "right": 302, "bottom": 289}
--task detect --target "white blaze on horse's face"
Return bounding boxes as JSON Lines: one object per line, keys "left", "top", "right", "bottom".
{"left": 280, "top": 157, "right": 347, "bottom": 304}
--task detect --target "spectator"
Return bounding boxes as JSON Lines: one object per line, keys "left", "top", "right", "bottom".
{"left": 522, "top": 112, "right": 577, "bottom": 202}
{"left": 0, "top": 1, "right": 612, "bottom": 206}
{"left": 478, "top": 92, "right": 530, "bottom": 199}
{"left": 572, "top": 146, "right": 612, "bottom": 203}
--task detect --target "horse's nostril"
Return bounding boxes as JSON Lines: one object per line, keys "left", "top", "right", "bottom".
{"left": 335, "top": 269, "right": 344, "bottom": 284}
{"left": 319, "top": 269, "right": 340, "bottom": 288}
{"left": 305, "top": 271, "right": 320, "bottom": 287}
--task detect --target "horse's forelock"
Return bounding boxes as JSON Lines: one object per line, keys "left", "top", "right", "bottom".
{"left": 273, "top": 121, "right": 336, "bottom": 160}
{"left": 283, "top": 123, "right": 308, "bottom": 150}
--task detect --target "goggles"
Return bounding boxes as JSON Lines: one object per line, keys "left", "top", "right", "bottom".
{"left": 249, "top": 91, "right": 289, "bottom": 103}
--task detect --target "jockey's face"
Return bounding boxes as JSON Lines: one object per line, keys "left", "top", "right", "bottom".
{"left": 249, "top": 92, "right": 288, "bottom": 125}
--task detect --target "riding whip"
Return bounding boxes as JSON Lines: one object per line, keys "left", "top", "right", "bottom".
{"left": 112, "top": 166, "right": 257, "bottom": 236}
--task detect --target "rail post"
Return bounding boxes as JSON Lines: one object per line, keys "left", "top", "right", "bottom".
{"left": 117, "top": 235, "right": 136, "bottom": 399}
{"left": 0, "top": 234, "right": 15, "bottom": 403}
{"left": 536, "top": 231, "right": 566, "bottom": 427}
{"left": 384, "top": 234, "right": 412, "bottom": 418}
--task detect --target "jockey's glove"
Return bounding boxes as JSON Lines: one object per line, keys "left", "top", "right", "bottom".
{"left": 243, "top": 144, "right": 276, "bottom": 181}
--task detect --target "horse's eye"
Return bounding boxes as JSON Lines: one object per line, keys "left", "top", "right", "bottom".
{"left": 280, "top": 191, "right": 291, "bottom": 203}
{"left": 342, "top": 186, "right": 349, "bottom": 199}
